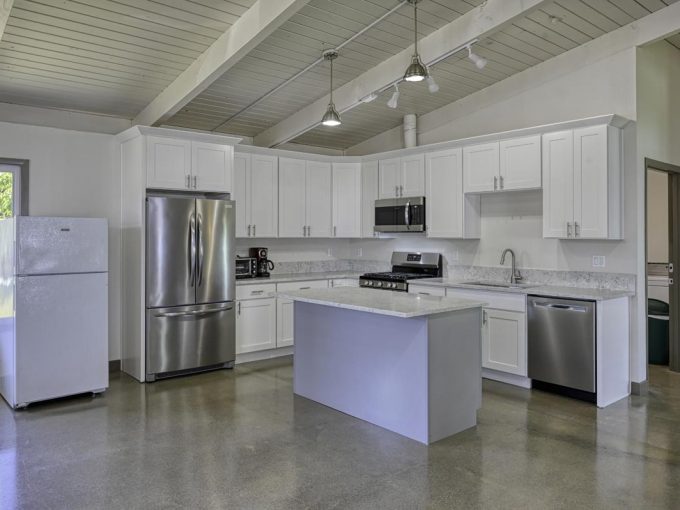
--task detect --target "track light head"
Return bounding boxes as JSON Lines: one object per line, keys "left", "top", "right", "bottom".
{"left": 426, "top": 75, "right": 439, "bottom": 93}
{"left": 467, "top": 45, "right": 487, "bottom": 70}
{"left": 387, "top": 84, "right": 400, "bottom": 109}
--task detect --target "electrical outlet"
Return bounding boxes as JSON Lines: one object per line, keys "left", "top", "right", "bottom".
{"left": 592, "top": 256, "right": 606, "bottom": 268}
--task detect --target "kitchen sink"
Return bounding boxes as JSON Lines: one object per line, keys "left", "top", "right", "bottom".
{"left": 460, "top": 281, "right": 538, "bottom": 289}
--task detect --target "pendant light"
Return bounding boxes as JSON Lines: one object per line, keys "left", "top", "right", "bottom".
{"left": 321, "top": 50, "right": 341, "bottom": 127}
{"left": 404, "top": 0, "right": 427, "bottom": 82}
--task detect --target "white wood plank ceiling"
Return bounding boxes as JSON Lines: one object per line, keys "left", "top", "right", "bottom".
{"left": 0, "top": 0, "right": 257, "bottom": 116}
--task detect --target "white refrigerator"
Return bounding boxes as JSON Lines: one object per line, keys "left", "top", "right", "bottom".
{"left": 0, "top": 216, "right": 108, "bottom": 409}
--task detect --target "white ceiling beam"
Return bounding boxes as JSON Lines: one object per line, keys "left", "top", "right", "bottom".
{"left": 0, "top": 0, "right": 14, "bottom": 42}
{"left": 253, "top": 0, "right": 551, "bottom": 148}
{"left": 133, "top": 0, "right": 310, "bottom": 127}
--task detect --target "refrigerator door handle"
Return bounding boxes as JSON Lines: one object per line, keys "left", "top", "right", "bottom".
{"left": 154, "top": 305, "right": 234, "bottom": 318}
{"left": 189, "top": 212, "right": 196, "bottom": 287}
{"left": 197, "top": 214, "right": 204, "bottom": 287}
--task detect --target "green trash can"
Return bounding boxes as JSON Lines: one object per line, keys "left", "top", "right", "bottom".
{"left": 648, "top": 298, "right": 670, "bottom": 365}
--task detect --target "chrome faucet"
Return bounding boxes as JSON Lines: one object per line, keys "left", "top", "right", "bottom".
{"left": 500, "top": 248, "right": 522, "bottom": 284}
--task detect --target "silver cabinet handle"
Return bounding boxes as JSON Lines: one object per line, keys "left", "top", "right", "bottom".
{"left": 399, "top": 185, "right": 403, "bottom": 196}
{"left": 334, "top": 225, "right": 337, "bottom": 237}
{"left": 251, "top": 290, "right": 264, "bottom": 295}
{"left": 574, "top": 221, "right": 580, "bottom": 237}
{"left": 185, "top": 175, "right": 191, "bottom": 188}
{"left": 247, "top": 224, "right": 251, "bottom": 237}
{"left": 197, "top": 213, "right": 204, "bottom": 286}
{"left": 237, "top": 302, "right": 241, "bottom": 315}
{"left": 303, "top": 225, "right": 306, "bottom": 237}
{"left": 192, "top": 175, "right": 197, "bottom": 189}
{"left": 307, "top": 226, "right": 311, "bottom": 237}
{"left": 499, "top": 175, "right": 504, "bottom": 189}
{"left": 483, "top": 310, "right": 487, "bottom": 324}
{"left": 395, "top": 185, "right": 398, "bottom": 197}
{"left": 253, "top": 224, "right": 256, "bottom": 237}
{"left": 418, "top": 291, "right": 430, "bottom": 296}
{"left": 493, "top": 176, "right": 498, "bottom": 191}
{"left": 566, "top": 222, "right": 572, "bottom": 237}
{"left": 299, "top": 286, "right": 311, "bottom": 290}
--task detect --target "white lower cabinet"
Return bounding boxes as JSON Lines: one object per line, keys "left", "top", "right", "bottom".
{"left": 482, "top": 308, "right": 527, "bottom": 376}
{"left": 276, "top": 280, "right": 328, "bottom": 347}
{"left": 235, "top": 284, "right": 276, "bottom": 354}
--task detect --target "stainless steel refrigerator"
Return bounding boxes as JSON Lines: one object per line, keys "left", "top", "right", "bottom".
{"left": 146, "top": 194, "right": 235, "bottom": 381}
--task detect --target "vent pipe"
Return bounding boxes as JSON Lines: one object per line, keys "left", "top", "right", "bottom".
{"left": 403, "top": 114, "right": 417, "bottom": 148}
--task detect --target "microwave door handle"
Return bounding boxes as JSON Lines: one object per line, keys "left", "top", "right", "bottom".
{"left": 404, "top": 201, "right": 410, "bottom": 229}
{"left": 189, "top": 212, "right": 196, "bottom": 287}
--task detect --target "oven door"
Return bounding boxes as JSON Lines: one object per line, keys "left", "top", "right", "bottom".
{"left": 374, "top": 197, "right": 425, "bottom": 233}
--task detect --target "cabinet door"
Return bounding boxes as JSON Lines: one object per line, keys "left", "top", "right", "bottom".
{"left": 378, "top": 157, "right": 401, "bottom": 198}
{"left": 192, "top": 142, "right": 232, "bottom": 192}
{"left": 361, "top": 161, "right": 379, "bottom": 238}
{"left": 306, "top": 161, "right": 332, "bottom": 237}
{"left": 482, "top": 308, "right": 526, "bottom": 376}
{"left": 426, "top": 148, "right": 464, "bottom": 238}
{"left": 233, "top": 152, "right": 250, "bottom": 238}
{"left": 276, "top": 280, "right": 328, "bottom": 347}
{"left": 236, "top": 298, "right": 276, "bottom": 354}
{"left": 146, "top": 136, "right": 191, "bottom": 190}
{"left": 400, "top": 154, "right": 425, "bottom": 197}
{"left": 463, "top": 142, "right": 499, "bottom": 193}
{"left": 499, "top": 135, "right": 541, "bottom": 191}
{"left": 278, "top": 158, "right": 307, "bottom": 237}
{"left": 250, "top": 154, "right": 278, "bottom": 238}
{"left": 542, "top": 131, "right": 574, "bottom": 239}
{"left": 332, "top": 162, "right": 361, "bottom": 237}
{"left": 574, "top": 125, "right": 608, "bottom": 239}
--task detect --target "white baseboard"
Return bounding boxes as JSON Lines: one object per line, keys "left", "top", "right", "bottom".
{"left": 236, "top": 347, "right": 293, "bottom": 365}
{"left": 482, "top": 368, "right": 532, "bottom": 389}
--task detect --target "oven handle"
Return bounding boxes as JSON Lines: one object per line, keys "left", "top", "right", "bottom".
{"left": 533, "top": 302, "right": 588, "bottom": 313}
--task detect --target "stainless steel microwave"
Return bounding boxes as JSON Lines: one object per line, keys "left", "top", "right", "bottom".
{"left": 374, "top": 197, "right": 426, "bottom": 233}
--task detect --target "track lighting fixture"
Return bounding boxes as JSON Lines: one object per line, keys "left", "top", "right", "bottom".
{"left": 426, "top": 75, "right": 439, "bottom": 93}
{"left": 467, "top": 45, "right": 487, "bottom": 70}
{"left": 360, "top": 92, "right": 378, "bottom": 103}
{"left": 321, "top": 49, "right": 341, "bottom": 127}
{"left": 404, "top": 0, "right": 428, "bottom": 82}
{"left": 387, "top": 84, "right": 400, "bottom": 109}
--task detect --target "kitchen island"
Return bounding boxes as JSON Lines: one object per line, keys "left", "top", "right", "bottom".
{"left": 278, "top": 287, "right": 485, "bottom": 444}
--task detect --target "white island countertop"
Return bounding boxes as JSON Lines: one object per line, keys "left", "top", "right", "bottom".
{"left": 278, "top": 287, "right": 485, "bottom": 318}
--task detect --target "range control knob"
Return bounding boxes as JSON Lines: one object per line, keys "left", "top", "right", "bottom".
{"left": 376, "top": 282, "right": 383, "bottom": 287}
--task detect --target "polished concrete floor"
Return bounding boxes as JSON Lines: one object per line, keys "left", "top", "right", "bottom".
{"left": 1, "top": 359, "right": 679, "bottom": 510}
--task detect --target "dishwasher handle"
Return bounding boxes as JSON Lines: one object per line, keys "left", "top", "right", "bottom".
{"left": 532, "top": 301, "right": 589, "bottom": 313}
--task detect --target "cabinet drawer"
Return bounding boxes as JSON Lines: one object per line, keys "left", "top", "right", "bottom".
{"left": 236, "top": 283, "right": 276, "bottom": 300}
{"left": 408, "top": 284, "right": 446, "bottom": 297}
{"left": 445, "top": 288, "right": 526, "bottom": 312}
{"left": 276, "top": 280, "right": 328, "bottom": 292}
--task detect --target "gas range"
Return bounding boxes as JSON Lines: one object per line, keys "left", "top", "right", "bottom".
{"left": 360, "top": 252, "right": 442, "bottom": 292}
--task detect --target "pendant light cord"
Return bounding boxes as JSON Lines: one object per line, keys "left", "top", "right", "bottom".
{"left": 330, "top": 57, "right": 333, "bottom": 103}
{"left": 414, "top": 1, "right": 418, "bottom": 56}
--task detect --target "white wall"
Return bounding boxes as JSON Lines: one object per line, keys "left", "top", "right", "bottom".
{"left": 647, "top": 169, "right": 669, "bottom": 263}
{"left": 0, "top": 122, "right": 121, "bottom": 361}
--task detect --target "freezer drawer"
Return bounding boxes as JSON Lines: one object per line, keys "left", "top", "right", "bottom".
{"left": 146, "top": 302, "right": 235, "bottom": 378}
{"left": 16, "top": 216, "right": 108, "bottom": 275}
{"left": 15, "top": 273, "right": 108, "bottom": 406}
{"left": 527, "top": 296, "right": 596, "bottom": 393}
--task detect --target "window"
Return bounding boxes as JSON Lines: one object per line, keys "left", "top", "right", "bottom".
{"left": 0, "top": 162, "right": 27, "bottom": 217}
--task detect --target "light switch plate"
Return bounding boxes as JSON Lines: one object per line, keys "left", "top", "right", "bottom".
{"left": 592, "top": 256, "right": 606, "bottom": 268}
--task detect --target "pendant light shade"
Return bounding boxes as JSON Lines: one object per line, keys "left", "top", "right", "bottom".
{"left": 321, "top": 49, "right": 341, "bottom": 127}
{"left": 404, "top": 0, "right": 428, "bottom": 82}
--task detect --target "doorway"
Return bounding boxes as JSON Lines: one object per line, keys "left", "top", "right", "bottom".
{"left": 646, "top": 158, "right": 680, "bottom": 372}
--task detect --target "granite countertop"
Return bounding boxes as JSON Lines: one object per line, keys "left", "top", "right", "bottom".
{"left": 408, "top": 278, "right": 635, "bottom": 301}
{"left": 277, "top": 287, "right": 486, "bottom": 318}
{"left": 236, "top": 271, "right": 364, "bottom": 286}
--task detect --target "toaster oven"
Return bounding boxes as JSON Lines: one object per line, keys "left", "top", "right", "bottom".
{"left": 235, "top": 257, "right": 257, "bottom": 279}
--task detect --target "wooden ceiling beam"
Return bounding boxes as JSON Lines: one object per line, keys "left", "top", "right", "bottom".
{"left": 253, "top": 0, "right": 552, "bottom": 148}
{"left": 133, "top": 0, "right": 310, "bottom": 127}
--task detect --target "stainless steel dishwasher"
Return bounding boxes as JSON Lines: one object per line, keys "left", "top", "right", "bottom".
{"left": 527, "top": 296, "right": 596, "bottom": 402}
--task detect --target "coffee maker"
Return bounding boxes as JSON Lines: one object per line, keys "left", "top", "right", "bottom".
{"left": 249, "top": 247, "right": 275, "bottom": 278}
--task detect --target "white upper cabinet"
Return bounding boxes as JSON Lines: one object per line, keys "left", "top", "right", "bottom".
{"left": 378, "top": 155, "right": 425, "bottom": 198}
{"left": 191, "top": 142, "right": 233, "bottom": 192}
{"left": 146, "top": 136, "right": 232, "bottom": 192}
{"left": 425, "top": 148, "right": 480, "bottom": 239}
{"left": 235, "top": 152, "right": 278, "bottom": 238}
{"left": 306, "top": 161, "right": 332, "bottom": 238}
{"left": 361, "top": 161, "right": 379, "bottom": 238}
{"left": 278, "top": 158, "right": 332, "bottom": 238}
{"left": 542, "top": 125, "right": 622, "bottom": 240}
{"left": 499, "top": 135, "right": 541, "bottom": 191}
{"left": 463, "top": 142, "right": 499, "bottom": 193}
{"left": 464, "top": 136, "right": 541, "bottom": 193}
{"left": 400, "top": 154, "right": 425, "bottom": 197}
{"left": 146, "top": 136, "right": 191, "bottom": 190}
{"left": 332, "top": 162, "right": 361, "bottom": 238}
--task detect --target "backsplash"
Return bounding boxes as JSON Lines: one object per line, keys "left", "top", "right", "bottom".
{"left": 270, "top": 259, "right": 390, "bottom": 275}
